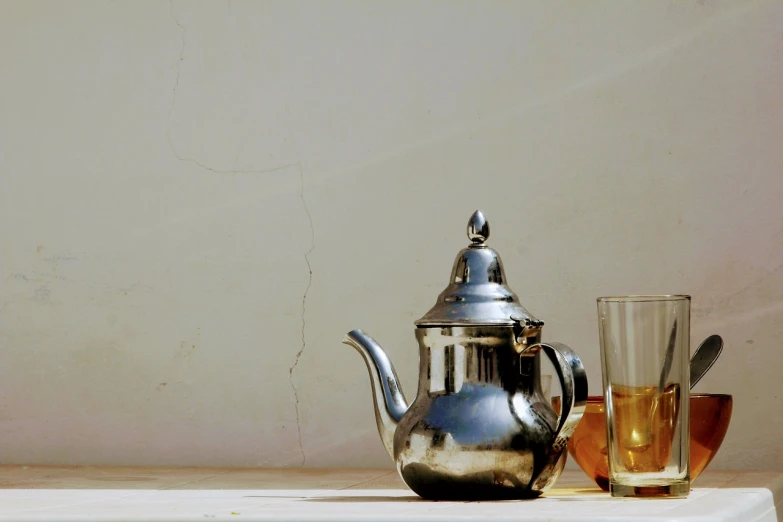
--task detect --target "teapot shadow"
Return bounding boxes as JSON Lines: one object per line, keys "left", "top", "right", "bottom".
{"left": 303, "top": 496, "right": 426, "bottom": 503}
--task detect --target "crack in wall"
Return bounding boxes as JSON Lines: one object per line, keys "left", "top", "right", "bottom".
{"left": 167, "top": 1, "right": 315, "bottom": 466}
{"left": 167, "top": 0, "right": 297, "bottom": 175}
{"left": 289, "top": 165, "right": 314, "bottom": 467}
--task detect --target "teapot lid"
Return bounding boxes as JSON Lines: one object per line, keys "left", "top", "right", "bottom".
{"left": 414, "top": 210, "right": 538, "bottom": 327}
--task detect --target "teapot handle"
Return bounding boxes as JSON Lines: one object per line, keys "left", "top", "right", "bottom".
{"left": 523, "top": 341, "right": 588, "bottom": 453}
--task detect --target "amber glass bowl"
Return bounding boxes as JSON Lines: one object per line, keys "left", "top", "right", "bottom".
{"left": 566, "top": 394, "right": 733, "bottom": 491}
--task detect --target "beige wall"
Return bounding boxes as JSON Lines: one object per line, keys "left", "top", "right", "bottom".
{"left": 1, "top": 0, "right": 782, "bottom": 470}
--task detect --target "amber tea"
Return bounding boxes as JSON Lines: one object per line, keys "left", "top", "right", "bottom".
{"left": 609, "top": 384, "right": 680, "bottom": 473}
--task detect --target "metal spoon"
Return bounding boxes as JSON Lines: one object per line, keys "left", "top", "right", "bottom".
{"left": 613, "top": 333, "right": 723, "bottom": 456}
{"left": 690, "top": 334, "right": 724, "bottom": 389}
{"left": 642, "top": 332, "right": 722, "bottom": 451}
{"left": 644, "top": 319, "right": 679, "bottom": 446}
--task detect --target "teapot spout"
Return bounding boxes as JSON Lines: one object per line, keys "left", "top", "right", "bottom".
{"left": 343, "top": 329, "right": 409, "bottom": 459}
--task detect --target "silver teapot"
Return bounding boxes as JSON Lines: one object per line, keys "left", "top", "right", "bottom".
{"left": 343, "top": 211, "right": 587, "bottom": 500}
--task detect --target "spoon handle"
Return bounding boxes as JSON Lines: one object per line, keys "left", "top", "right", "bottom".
{"left": 658, "top": 317, "right": 678, "bottom": 393}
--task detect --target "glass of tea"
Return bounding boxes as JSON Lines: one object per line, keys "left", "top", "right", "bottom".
{"left": 596, "top": 295, "right": 691, "bottom": 498}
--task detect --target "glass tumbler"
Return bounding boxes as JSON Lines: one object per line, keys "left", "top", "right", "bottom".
{"left": 597, "top": 295, "right": 690, "bottom": 498}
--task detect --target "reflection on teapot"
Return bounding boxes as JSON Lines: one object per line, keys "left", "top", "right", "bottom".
{"left": 343, "top": 211, "right": 587, "bottom": 500}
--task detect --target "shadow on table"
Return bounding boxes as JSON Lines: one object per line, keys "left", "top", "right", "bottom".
{"left": 303, "top": 496, "right": 426, "bottom": 502}
{"left": 303, "top": 494, "right": 607, "bottom": 503}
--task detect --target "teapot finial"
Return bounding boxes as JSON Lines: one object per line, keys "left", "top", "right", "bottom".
{"left": 467, "top": 210, "right": 489, "bottom": 246}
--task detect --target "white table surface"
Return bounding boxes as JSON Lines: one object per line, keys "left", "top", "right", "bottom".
{"left": 0, "top": 466, "right": 779, "bottom": 522}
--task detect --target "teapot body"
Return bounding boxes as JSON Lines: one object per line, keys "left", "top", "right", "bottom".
{"left": 392, "top": 326, "right": 574, "bottom": 500}
{"left": 342, "top": 211, "right": 587, "bottom": 500}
